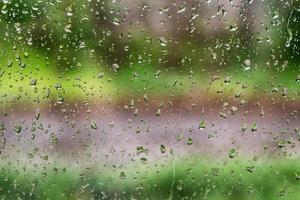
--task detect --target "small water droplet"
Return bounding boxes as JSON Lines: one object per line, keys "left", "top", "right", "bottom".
{"left": 158, "top": 37, "right": 167, "bottom": 46}
{"left": 91, "top": 121, "right": 97, "bottom": 130}
{"left": 160, "top": 144, "right": 166, "bottom": 153}
{"left": 198, "top": 120, "right": 206, "bottom": 129}
{"left": 243, "top": 59, "right": 251, "bottom": 70}
{"left": 187, "top": 137, "right": 193, "bottom": 145}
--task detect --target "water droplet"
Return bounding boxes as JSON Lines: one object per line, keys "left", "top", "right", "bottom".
{"left": 229, "top": 149, "right": 237, "bottom": 158}
{"left": 160, "top": 144, "right": 166, "bottom": 153}
{"left": 112, "top": 63, "right": 119, "bottom": 72}
{"left": 112, "top": 18, "right": 120, "bottom": 26}
{"left": 230, "top": 106, "right": 238, "bottom": 114}
{"left": 140, "top": 157, "right": 148, "bottom": 164}
{"left": 251, "top": 123, "right": 257, "bottom": 132}
{"left": 90, "top": 121, "right": 97, "bottom": 130}
{"left": 13, "top": 125, "right": 22, "bottom": 134}
{"left": 177, "top": 6, "right": 186, "bottom": 13}
{"left": 30, "top": 79, "right": 37, "bottom": 86}
{"left": 24, "top": 52, "right": 29, "bottom": 58}
{"left": 158, "top": 37, "right": 167, "bottom": 46}
{"left": 7, "top": 60, "right": 13, "bottom": 67}
{"left": 187, "top": 137, "right": 193, "bottom": 145}
{"left": 120, "top": 172, "right": 126, "bottom": 179}
{"left": 229, "top": 24, "right": 238, "bottom": 32}
{"left": 64, "top": 24, "right": 72, "bottom": 33}
{"left": 1, "top": 5, "right": 7, "bottom": 14}
{"left": 243, "top": 59, "right": 251, "bottom": 70}
{"left": 198, "top": 120, "right": 206, "bottom": 129}
{"left": 56, "top": 96, "right": 64, "bottom": 104}
{"left": 156, "top": 109, "right": 161, "bottom": 116}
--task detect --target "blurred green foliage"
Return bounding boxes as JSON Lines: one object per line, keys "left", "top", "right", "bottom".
{"left": 1, "top": 159, "right": 300, "bottom": 200}
{"left": 0, "top": 0, "right": 298, "bottom": 73}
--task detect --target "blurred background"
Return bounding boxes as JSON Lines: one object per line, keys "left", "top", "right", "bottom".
{"left": 0, "top": 0, "right": 299, "bottom": 199}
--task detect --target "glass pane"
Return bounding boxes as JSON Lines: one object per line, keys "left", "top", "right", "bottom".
{"left": 0, "top": 0, "right": 299, "bottom": 199}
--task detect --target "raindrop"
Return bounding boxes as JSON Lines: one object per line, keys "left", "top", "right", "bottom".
{"left": 113, "top": 18, "right": 120, "bottom": 26}
{"left": 187, "top": 137, "right": 193, "bottom": 145}
{"left": 230, "top": 106, "right": 238, "bottom": 114}
{"left": 13, "top": 125, "right": 22, "bottom": 134}
{"left": 156, "top": 109, "right": 161, "bottom": 116}
{"left": 198, "top": 120, "right": 206, "bottom": 129}
{"left": 251, "top": 123, "right": 257, "bottom": 132}
{"left": 56, "top": 96, "right": 64, "bottom": 104}
{"left": 112, "top": 63, "right": 119, "bottom": 72}
{"left": 243, "top": 59, "right": 251, "bottom": 70}
{"left": 120, "top": 172, "right": 126, "bottom": 179}
{"left": 158, "top": 37, "right": 167, "bottom": 46}
{"left": 229, "top": 149, "right": 237, "bottom": 158}
{"left": 91, "top": 121, "right": 97, "bottom": 130}
{"left": 160, "top": 144, "right": 166, "bottom": 153}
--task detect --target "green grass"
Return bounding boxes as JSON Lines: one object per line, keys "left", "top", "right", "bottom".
{"left": 0, "top": 44, "right": 299, "bottom": 109}
{"left": 1, "top": 158, "right": 300, "bottom": 200}
{"left": 0, "top": 45, "right": 114, "bottom": 108}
